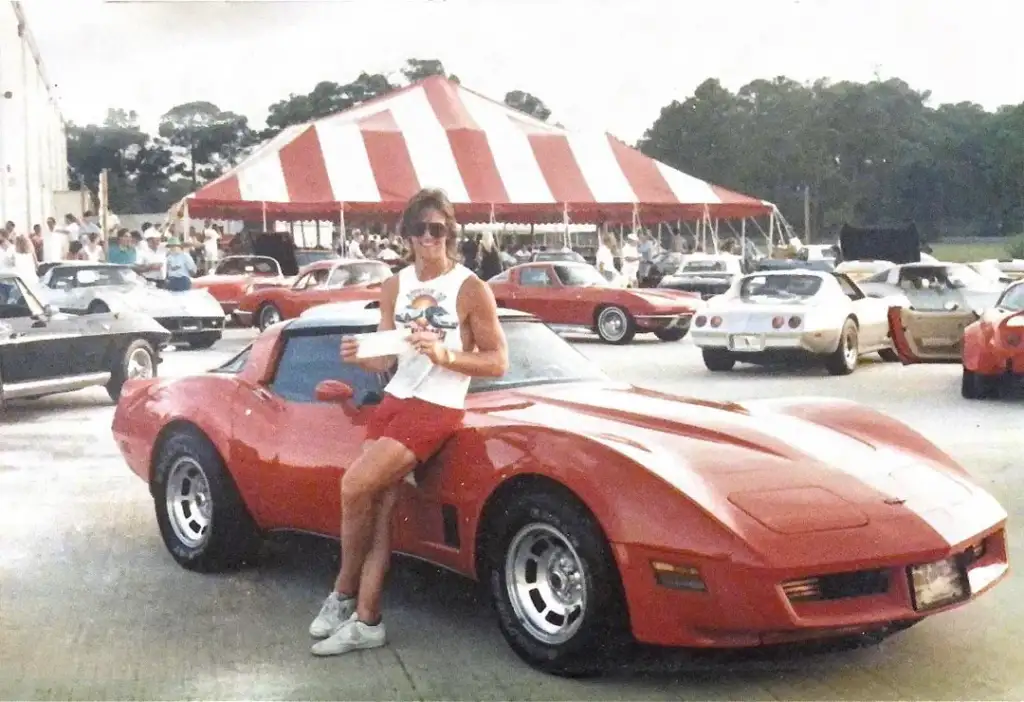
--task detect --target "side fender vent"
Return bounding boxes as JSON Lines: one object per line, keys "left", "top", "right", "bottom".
{"left": 441, "top": 504, "right": 460, "bottom": 549}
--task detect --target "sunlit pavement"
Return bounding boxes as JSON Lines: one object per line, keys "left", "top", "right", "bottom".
{"left": 0, "top": 328, "right": 1021, "bottom": 700}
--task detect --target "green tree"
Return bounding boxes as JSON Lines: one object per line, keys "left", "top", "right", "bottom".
{"left": 158, "top": 101, "right": 254, "bottom": 183}
{"left": 262, "top": 72, "right": 395, "bottom": 139}
{"left": 503, "top": 90, "right": 552, "bottom": 121}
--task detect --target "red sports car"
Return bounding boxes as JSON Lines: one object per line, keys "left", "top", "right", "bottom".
{"left": 489, "top": 261, "right": 703, "bottom": 343}
{"left": 888, "top": 279, "right": 1024, "bottom": 398}
{"left": 192, "top": 256, "right": 289, "bottom": 315}
{"left": 112, "top": 308, "right": 1007, "bottom": 676}
{"left": 234, "top": 259, "right": 389, "bottom": 330}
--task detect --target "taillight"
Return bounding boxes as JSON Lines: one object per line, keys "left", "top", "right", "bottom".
{"left": 788, "top": 316, "right": 802, "bottom": 329}
{"left": 710, "top": 316, "right": 723, "bottom": 328}
{"left": 772, "top": 316, "right": 784, "bottom": 329}
{"left": 694, "top": 315, "right": 707, "bottom": 327}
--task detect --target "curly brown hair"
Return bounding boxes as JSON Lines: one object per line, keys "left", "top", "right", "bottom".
{"left": 399, "top": 187, "right": 459, "bottom": 263}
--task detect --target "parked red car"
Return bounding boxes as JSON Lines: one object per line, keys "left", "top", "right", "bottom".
{"left": 112, "top": 308, "right": 1007, "bottom": 676}
{"left": 488, "top": 261, "right": 703, "bottom": 343}
{"left": 234, "top": 259, "right": 389, "bottom": 330}
{"left": 192, "top": 256, "right": 289, "bottom": 315}
{"left": 888, "top": 278, "right": 1024, "bottom": 398}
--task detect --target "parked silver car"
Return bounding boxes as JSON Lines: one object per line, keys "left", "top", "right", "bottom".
{"left": 857, "top": 262, "right": 1006, "bottom": 312}
{"left": 39, "top": 262, "right": 225, "bottom": 349}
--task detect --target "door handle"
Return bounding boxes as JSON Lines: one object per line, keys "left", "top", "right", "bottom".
{"left": 252, "top": 385, "right": 273, "bottom": 401}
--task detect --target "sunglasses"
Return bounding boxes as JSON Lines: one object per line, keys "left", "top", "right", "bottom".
{"left": 407, "top": 222, "right": 448, "bottom": 239}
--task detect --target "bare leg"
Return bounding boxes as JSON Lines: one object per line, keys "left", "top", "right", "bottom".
{"left": 334, "top": 438, "right": 415, "bottom": 598}
{"left": 355, "top": 485, "right": 400, "bottom": 623}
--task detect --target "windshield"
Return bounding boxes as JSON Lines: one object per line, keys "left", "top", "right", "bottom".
{"left": 997, "top": 283, "right": 1024, "bottom": 311}
{"left": 739, "top": 274, "right": 823, "bottom": 301}
{"left": 945, "top": 264, "right": 988, "bottom": 289}
{"left": 552, "top": 264, "right": 609, "bottom": 287}
{"left": 59, "top": 266, "right": 143, "bottom": 287}
{"left": 534, "top": 251, "right": 585, "bottom": 263}
{"left": 329, "top": 262, "right": 392, "bottom": 286}
{"left": 899, "top": 264, "right": 988, "bottom": 290}
{"left": 682, "top": 259, "right": 728, "bottom": 273}
{"left": 470, "top": 320, "right": 607, "bottom": 392}
{"left": 217, "top": 257, "right": 279, "bottom": 275}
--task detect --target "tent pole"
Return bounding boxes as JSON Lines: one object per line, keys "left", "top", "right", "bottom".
{"left": 741, "top": 218, "right": 747, "bottom": 255}
{"left": 261, "top": 202, "right": 268, "bottom": 232}
{"left": 338, "top": 205, "right": 346, "bottom": 253}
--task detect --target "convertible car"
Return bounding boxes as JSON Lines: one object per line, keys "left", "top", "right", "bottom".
{"left": 0, "top": 271, "right": 169, "bottom": 404}
{"left": 234, "top": 259, "right": 390, "bottom": 330}
{"left": 859, "top": 263, "right": 1006, "bottom": 311}
{"left": 191, "top": 256, "right": 290, "bottom": 315}
{"left": 489, "top": 261, "right": 702, "bottom": 343}
{"left": 692, "top": 270, "right": 906, "bottom": 374}
{"left": 40, "top": 262, "right": 225, "bottom": 349}
{"left": 888, "top": 279, "right": 1024, "bottom": 399}
{"left": 111, "top": 307, "right": 1007, "bottom": 675}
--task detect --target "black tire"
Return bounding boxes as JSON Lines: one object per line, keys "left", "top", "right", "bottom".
{"left": 257, "top": 302, "right": 282, "bottom": 331}
{"left": 487, "top": 491, "right": 630, "bottom": 677}
{"left": 152, "top": 429, "right": 262, "bottom": 572}
{"left": 594, "top": 305, "right": 636, "bottom": 344}
{"left": 87, "top": 300, "right": 109, "bottom": 314}
{"left": 106, "top": 339, "right": 156, "bottom": 402}
{"left": 824, "top": 318, "right": 859, "bottom": 376}
{"left": 654, "top": 327, "right": 688, "bottom": 342}
{"left": 961, "top": 367, "right": 998, "bottom": 399}
{"left": 878, "top": 348, "right": 900, "bottom": 363}
{"left": 188, "top": 332, "right": 221, "bottom": 350}
{"left": 702, "top": 348, "right": 736, "bottom": 371}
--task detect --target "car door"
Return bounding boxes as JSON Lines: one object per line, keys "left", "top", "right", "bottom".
{"left": 230, "top": 327, "right": 382, "bottom": 535}
{"left": 837, "top": 274, "right": 889, "bottom": 348}
{"left": 886, "top": 306, "right": 979, "bottom": 364}
{"left": 508, "top": 265, "right": 564, "bottom": 321}
{"left": 0, "top": 277, "right": 81, "bottom": 399}
{"left": 279, "top": 269, "right": 329, "bottom": 318}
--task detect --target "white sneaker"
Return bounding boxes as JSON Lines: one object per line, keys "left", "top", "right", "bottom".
{"left": 311, "top": 612, "right": 387, "bottom": 656}
{"left": 309, "top": 592, "right": 356, "bottom": 639}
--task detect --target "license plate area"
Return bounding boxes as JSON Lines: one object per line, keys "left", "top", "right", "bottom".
{"left": 729, "top": 333, "right": 764, "bottom": 352}
{"left": 907, "top": 557, "right": 970, "bottom": 611}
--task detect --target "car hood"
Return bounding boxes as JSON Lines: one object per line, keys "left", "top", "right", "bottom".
{"left": 100, "top": 285, "right": 223, "bottom": 316}
{"left": 475, "top": 382, "right": 999, "bottom": 548}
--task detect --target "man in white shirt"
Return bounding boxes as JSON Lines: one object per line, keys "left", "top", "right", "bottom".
{"left": 42, "top": 216, "right": 68, "bottom": 262}
{"left": 620, "top": 233, "right": 641, "bottom": 287}
{"left": 203, "top": 221, "right": 220, "bottom": 268}
{"left": 345, "top": 231, "right": 364, "bottom": 258}
{"left": 136, "top": 231, "right": 167, "bottom": 285}
{"left": 59, "top": 214, "right": 81, "bottom": 243}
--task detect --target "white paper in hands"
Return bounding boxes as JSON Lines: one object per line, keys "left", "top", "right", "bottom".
{"left": 354, "top": 329, "right": 412, "bottom": 358}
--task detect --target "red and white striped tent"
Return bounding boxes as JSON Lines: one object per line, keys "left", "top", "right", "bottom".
{"left": 182, "top": 76, "right": 773, "bottom": 225}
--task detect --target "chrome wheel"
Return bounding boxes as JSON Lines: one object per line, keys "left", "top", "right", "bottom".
{"left": 127, "top": 347, "right": 154, "bottom": 379}
{"left": 259, "top": 304, "right": 281, "bottom": 330}
{"left": 165, "top": 457, "right": 213, "bottom": 549}
{"left": 505, "top": 523, "right": 587, "bottom": 645}
{"left": 843, "top": 328, "right": 858, "bottom": 368}
{"left": 596, "top": 307, "right": 628, "bottom": 342}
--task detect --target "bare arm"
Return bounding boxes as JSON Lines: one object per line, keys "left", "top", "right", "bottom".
{"left": 443, "top": 277, "right": 508, "bottom": 378}
{"left": 348, "top": 274, "right": 400, "bottom": 373}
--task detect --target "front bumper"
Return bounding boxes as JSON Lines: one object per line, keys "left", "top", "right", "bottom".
{"left": 615, "top": 525, "right": 1007, "bottom": 649}
{"left": 153, "top": 315, "right": 225, "bottom": 341}
{"left": 692, "top": 328, "right": 841, "bottom": 355}
{"left": 634, "top": 313, "right": 694, "bottom": 332}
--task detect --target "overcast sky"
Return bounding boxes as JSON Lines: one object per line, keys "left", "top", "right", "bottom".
{"left": 20, "top": 0, "right": 1024, "bottom": 142}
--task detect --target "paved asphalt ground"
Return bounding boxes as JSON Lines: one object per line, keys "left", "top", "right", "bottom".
{"left": 0, "top": 328, "right": 1020, "bottom": 700}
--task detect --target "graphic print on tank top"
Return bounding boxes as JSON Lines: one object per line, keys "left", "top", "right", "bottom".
{"left": 393, "top": 286, "right": 460, "bottom": 339}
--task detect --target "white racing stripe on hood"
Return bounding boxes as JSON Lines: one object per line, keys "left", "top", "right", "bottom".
{"left": 561, "top": 388, "right": 1001, "bottom": 546}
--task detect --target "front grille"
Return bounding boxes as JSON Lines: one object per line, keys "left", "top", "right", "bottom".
{"left": 783, "top": 568, "right": 890, "bottom": 603}
{"left": 155, "top": 317, "right": 224, "bottom": 332}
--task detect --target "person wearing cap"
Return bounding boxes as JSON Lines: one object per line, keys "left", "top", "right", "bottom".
{"left": 135, "top": 230, "right": 167, "bottom": 286}
{"left": 620, "top": 232, "right": 641, "bottom": 287}
{"left": 164, "top": 238, "right": 197, "bottom": 291}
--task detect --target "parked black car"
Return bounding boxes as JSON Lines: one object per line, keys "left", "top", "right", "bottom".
{"left": 0, "top": 272, "right": 171, "bottom": 405}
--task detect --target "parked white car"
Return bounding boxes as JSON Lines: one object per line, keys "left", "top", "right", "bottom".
{"left": 691, "top": 270, "right": 907, "bottom": 375}
{"left": 39, "top": 262, "right": 226, "bottom": 349}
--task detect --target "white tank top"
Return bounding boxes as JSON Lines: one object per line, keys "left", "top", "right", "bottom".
{"left": 384, "top": 263, "right": 475, "bottom": 409}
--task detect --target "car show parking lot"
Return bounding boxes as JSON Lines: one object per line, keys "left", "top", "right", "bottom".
{"left": 1, "top": 328, "right": 1021, "bottom": 700}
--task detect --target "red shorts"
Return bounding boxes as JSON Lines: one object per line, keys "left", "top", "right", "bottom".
{"left": 366, "top": 394, "right": 466, "bottom": 462}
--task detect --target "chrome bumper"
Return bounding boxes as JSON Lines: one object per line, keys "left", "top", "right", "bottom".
{"left": 692, "top": 329, "right": 841, "bottom": 354}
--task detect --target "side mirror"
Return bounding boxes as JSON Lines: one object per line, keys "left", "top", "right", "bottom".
{"left": 315, "top": 379, "right": 354, "bottom": 404}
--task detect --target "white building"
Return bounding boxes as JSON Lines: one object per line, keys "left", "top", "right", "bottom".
{"left": 0, "top": 1, "right": 68, "bottom": 231}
